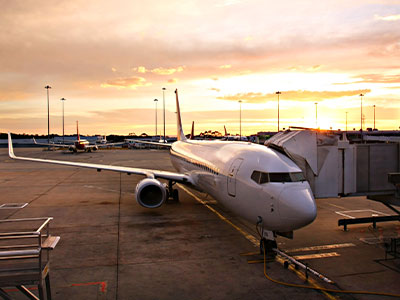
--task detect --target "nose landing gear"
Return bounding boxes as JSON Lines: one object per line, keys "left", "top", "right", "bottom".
{"left": 257, "top": 216, "right": 277, "bottom": 257}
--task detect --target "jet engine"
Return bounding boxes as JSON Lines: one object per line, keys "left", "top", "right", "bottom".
{"left": 135, "top": 178, "right": 167, "bottom": 208}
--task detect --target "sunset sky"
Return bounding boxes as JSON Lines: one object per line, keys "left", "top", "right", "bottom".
{"left": 1, "top": 0, "right": 399, "bottom": 136}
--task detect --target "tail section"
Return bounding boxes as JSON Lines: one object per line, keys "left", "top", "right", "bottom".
{"left": 175, "top": 89, "right": 186, "bottom": 141}
{"left": 76, "top": 121, "right": 80, "bottom": 142}
{"left": 190, "top": 121, "right": 194, "bottom": 139}
{"left": 224, "top": 125, "right": 228, "bottom": 136}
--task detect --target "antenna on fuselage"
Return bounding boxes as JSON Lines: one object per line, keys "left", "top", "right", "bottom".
{"left": 175, "top": 89, "right": 186, "bottom": 141}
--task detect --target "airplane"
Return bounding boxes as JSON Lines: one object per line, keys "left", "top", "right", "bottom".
{"left": 8, "top": 89, "right": 317, "bottom": 252}
{"left": 222, "top": 125, "right": 248, "bottom": 141}
{"left": 34, "top": 121, "right": 122, "bottom": 152}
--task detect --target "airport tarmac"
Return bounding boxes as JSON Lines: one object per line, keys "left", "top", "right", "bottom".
{"left": 0, "top": 147, "right": 399, "bottom": 300}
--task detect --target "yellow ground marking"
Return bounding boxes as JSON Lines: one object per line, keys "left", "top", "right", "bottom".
{"left": 178, "top": 184, "right": 337, "bottom": 300}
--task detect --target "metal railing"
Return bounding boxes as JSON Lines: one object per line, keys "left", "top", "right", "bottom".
{"left": 0, "top": 217, "right": 59, "bottom": 300}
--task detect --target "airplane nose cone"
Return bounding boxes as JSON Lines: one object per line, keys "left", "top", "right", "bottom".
{"left": 278, "top": 185, "right": 317, "bottom": 230}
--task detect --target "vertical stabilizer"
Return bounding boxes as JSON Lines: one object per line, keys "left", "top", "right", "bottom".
{"left": 175, "top": 89, "right": 187, "bottom": 141}
{"left": 190, "top": 121, "right": 194, "bottom": 139}
{"left": 76, "top": 121, "right": 80, "bottom": 141}
{"left": 224, "top": 125, "right": 228, "bottom": 136}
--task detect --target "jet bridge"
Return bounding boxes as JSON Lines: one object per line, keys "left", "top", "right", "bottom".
{"left": 265, "top": 130, "right": 400, "bottom": 229}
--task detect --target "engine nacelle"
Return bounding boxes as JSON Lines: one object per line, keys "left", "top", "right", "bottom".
{"left": 135, "top": 178, "right": 167, "bottom": 208}
{"left": 93, "top": 146, "right": 98, "bottom": 151}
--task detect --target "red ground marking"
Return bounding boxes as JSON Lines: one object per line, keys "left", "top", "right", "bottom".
{"left": 71, "top": 281, "right": 107, "bottom": 293}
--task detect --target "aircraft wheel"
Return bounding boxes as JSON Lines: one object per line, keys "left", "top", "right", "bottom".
{"left": 260, "top": 238, "right": 277, "bottom": 257}
{"left": 172, "top": 189, "right": 179, "bottom": 202}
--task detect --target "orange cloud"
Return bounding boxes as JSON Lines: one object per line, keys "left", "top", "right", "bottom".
{"left": 209, "top": 87, "right": 221, "bottom": 92}
{"left": 151, "top": 66, "right": 185, "bottom": 75}
{"left": 132, "top": 66, "right": 185, "bottom": 75}
{"left": 374, "top": 14, "right": 400, "bottom": 21}
{"left": 101, "top": 76, "right": 150, "bottom": 89}
{"left": 351, "top": 74, "right": 400, "bottom": 84}
{"left": 217, "top": 89, "right": 371, "bottom": 103}
{"left": 168, "top": 78, "right": 178, "bottom": 84}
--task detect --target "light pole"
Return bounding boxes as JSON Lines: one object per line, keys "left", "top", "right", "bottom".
{"left": 154, "top": 99, "right": 158, "bottom": 138}
{"left": 359, "top": 93, "right": 364, "bottom": 132}
{"left": 239, "top": 100, "right": 242, "bottom": 138}
{"left": 60, "top": 98, "right": 66, "bottom": 144}
{"left": 314, "top": 102, "right": 318, "bottom": 128}
{"left": 345, "top": 112, "right": 348, "bottom": 132}
{"left": 373, "top": 105, "right": 376, "bottom": 130}
{"left": 45, "top": 85, "right": 51, "bottom": 149}
{"left": 276, "top": 91, "right": 281, "bottom": 132}
{"left": 162, "top": 87, "right": 166, "bottom": 143}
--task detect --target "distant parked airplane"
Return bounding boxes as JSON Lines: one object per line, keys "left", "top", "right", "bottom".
{"left": 33, "top": 121, "right": 122, "bottom": 152}
{"left": 8, "top": 89, "right": 316, "bottom": 251}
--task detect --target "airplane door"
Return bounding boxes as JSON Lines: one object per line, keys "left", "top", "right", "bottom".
{"left": 227, "top": 158, "right": 243, "bottom": 197}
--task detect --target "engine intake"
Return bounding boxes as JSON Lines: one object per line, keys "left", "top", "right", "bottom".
{"left": 135, "top": 178, "right": 167, "bottom": 208}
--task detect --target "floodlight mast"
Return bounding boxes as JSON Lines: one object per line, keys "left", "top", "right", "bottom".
{"left": 276, "top": 91, "right": 281, "bottom": 132}
{"left": 45, "top": 85, "right": 52, "bottom": 149}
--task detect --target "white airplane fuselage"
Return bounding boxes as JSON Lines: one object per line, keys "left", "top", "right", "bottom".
{"left": 170, "top": 139, "right": 317, "bottom": 232}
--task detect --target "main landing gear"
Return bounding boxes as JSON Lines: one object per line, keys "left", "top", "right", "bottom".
{"left": 167, "top": 180, "right": 179, "bottom": 202}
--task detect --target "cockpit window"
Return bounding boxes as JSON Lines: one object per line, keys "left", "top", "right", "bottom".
{"left": 251, "top": 171, "right": 261, "bottom": 183}
{"left": 269, "top": 173, "right": 292, "bottom": 182}
{"left": 251, "top": 171, "right": 305, "bottom": 184}
{"left": 290, "top": 172, "right": 306, "bottom": 182}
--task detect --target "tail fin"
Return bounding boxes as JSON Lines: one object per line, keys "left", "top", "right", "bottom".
{"left": 224, "top": 125, "right": 227, "bottom": 136}
{"left": 76, "top": 121, "right": 80, "bottom": 141}
{"left": 190, "top": 121, "right": 194, "bottom": 139}
{"left": 175, "top": 89, "right": 186, "bottom": 141}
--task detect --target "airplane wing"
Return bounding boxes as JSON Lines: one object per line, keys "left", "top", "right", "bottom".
{"left": 95, "top": 142, "right": 125, "bottom": 147}
{"left": 33, "top": 137, "right": 71, "bottom": 148}
{"left": 10, "top": 133, "right": 191, "bottom": 184}
{"left": 125, "top": 139, "right": 172, "bottom": 148}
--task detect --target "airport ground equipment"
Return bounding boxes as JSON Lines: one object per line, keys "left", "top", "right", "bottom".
{"left": 266, "top": 130, "right": 400, "bottom": 229}
{"left": 0, "top": 217, "right": 60, "bottom": 300}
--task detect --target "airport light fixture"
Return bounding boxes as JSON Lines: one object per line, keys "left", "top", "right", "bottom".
{"left": 154, "top": 99, "right": 158, "bottom": 138}
{"left": 314, "top": 102, "right": 318, "bottom": 129}
{"left": 239, "top": 100, "right": 242, "bottom": 138}
{"left": 276, "top": 91, "right": 281, "bottom": 132}
{"left": 162, "top": 88, "right": 166, "bottom": 143}
{"left": 45, "top": 85, "right": 52, "bottom": 149}
{"left": 359, "top": 93, "right": 364, "bottom": 132}
{"left": 60, "top": 98, "right": 66, "bottom": 144}
{"left": 373, "top": 105, "right": 376, "bottom": 130}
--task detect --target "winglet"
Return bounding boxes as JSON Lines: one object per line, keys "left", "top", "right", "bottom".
{"left": 8, "top": 132, "right": 16, "bottom": 159}
{"left": 33, "top": 137, "right": 38, "bottom": 144}
{"left": 175, "top": 89, "right": 186, "bottom": 141}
